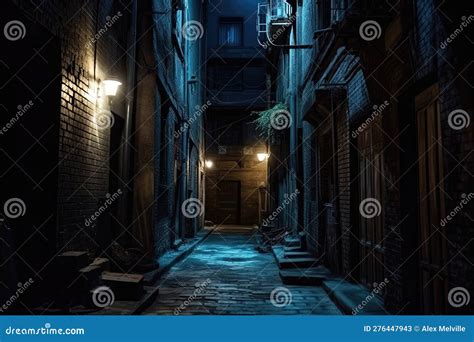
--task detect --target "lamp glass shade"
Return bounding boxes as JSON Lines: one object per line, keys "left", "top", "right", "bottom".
{"left": 103, "top": 79, "right": 122, "bottom": 96}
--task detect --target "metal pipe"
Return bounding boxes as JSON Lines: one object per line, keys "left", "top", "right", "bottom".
{"left": 120, "top": 0, "right": 138, "bottom": 227}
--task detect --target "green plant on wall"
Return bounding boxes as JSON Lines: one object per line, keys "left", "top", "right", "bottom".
{"left": 251, "top": 103, "right": 290, "bottom": 139}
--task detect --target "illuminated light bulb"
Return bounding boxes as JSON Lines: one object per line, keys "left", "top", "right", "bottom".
{"left": 103, "top": 79, "right": 122, "bottom": 96}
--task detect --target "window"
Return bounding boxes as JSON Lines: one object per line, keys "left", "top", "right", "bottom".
{"left": 219, "top": 18, "right": 243, "bottom": 46}
{"left": 332, "top": 0, "right": 347, "bottom": 23}
{"left": 317, "top": 0, "right": 331, "bottom": 29}
{"left": 209, "top": 65, "right": 243, "bottom": 90}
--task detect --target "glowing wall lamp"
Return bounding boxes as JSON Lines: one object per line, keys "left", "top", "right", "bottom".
{"left": 205, "top": 160, "right": 214, "bottom": 169}
{"left": 257, "top": 153, "right": 269, "bottom": 162}
{"left": 103, "top": 79, "right": 122, "bottom": 96}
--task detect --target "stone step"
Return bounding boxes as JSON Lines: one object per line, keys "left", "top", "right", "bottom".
{"left": 90, "top": 285, "right": 159, "bottom": 315}
{"left": 91, "top": 257, "right": 111, "bottom": 272}
{"left": 284, "top": 251, "right": 312, "bottom": 259}
{"left": 283, "top": 246, "right": 304, "bottom": 252}
{"left": 78, "top": 265, "right": 102, "bottom": 290}
{"left": 271, "top": 245, "right": 319, "bottom": 269}
{"left": 101, "top": 272, "right": 144, "bottom": 301}
{"left": 322, "top": 279, "right": 388, "bottom": 315}
{"left": 57, "top": 251, "right": 89, "bottom": 272}
{"left": 279, "top": 267, "right": 330, "bottom": 285}
{"left": 283, "top": 237, "right": 300, "bottom": 247}
{"left": 278, "top": 257, "right": 319, "bottom": 269}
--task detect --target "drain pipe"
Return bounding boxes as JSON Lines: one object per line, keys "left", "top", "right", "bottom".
{"left": 330, "top": 90, "right": 342, "bottom": 273}
{"left": 180, "top": 4, "right": 191, "bottom": 239}
{"left": 120, "top": 0, "right": 138, "bottom": 228}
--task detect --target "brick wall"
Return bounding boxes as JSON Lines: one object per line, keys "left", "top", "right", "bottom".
{"left": 435, "top": 12, "right": 474, "bottom": 305}
{"left": 336, "top": 107, "right": 351, "bottom": 275}
{"left": 11, "top": 0, "right": 130, "bottom": 252}
{"left": 205, "top": 147, "right": 267, "bottom": 226}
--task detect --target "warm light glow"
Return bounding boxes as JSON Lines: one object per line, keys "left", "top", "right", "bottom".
{"left": 257, "top": 153, "right": 269, "bottom": 161}
{"left": 103, "top": 79, "right": 122, "bottom": 96}
{"left": 205, "top": 160, "right": 214, "bottom": 168}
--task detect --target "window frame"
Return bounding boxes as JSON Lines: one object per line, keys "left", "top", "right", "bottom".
{"left": 218, "top": 17, "right": 244, "bottom": 47}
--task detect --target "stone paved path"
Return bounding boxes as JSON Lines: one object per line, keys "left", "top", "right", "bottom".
{"left": 145, "top": 226, "right": 342, "bottom": 315}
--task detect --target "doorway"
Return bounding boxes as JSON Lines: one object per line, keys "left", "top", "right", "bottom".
{"left": 415, "top": 84, "right": 447, "bottom": 314}
{"left": 356, "top": 127, "right": 385, "bottom": 289}
{"left": 216, "top": 180, "right": 241, "bottom": 224}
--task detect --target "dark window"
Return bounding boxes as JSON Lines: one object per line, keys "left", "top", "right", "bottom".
{"left": 317, "top": 0, "right": 331, "bottom": 29}
{"left": 219, "top": 18, "right": 243, "bottom": 46}
{"left": 209, "top": 65, "right": 243, "bottom": 90}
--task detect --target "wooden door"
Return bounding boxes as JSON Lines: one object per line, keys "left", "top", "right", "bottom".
{"left": 357, "top": 127, "right": 385, "bottom": 288}
{"left": 217, "top": 180, "right": 241, "bottom": 224}
{"left": 415, "top": 84, "right": 447, "bottom": 314}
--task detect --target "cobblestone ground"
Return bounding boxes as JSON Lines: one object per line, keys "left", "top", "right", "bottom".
{"left": 145, "top": 226, "right": 342, "bottom": 315}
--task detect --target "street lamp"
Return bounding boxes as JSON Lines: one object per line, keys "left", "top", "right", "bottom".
{"left": 257, "top": 153, "right": 269, "bottom": 162}
{"left": 103, "top": 79, "right": 122, "bottom": 96}
{"left": 205, "top": 160, "right": 214, "bottom": 169}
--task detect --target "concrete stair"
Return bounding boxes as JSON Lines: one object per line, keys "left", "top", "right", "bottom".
{"left": 49, "top": 251, "right": 160, "bottom": 313}
{"left": 90, "top": 257, "right": 111, "bottom": 271}
{"left": 279, "top": 266, "right": 330, "bottom": 285}
{"left": 278, "top": 257, "right": 319, "bottom": 269}
{"left": 283, "top": 237, "right": 300, "bottom": 247}
{"left": 272, "top": 246, "right": 320, "bottom": 269}
{"left": 101, "top": 272, "right": 144, "bottom": 301}
{"left": 284, "top": 251, "right": 313, "bottom": 259}
{"left": 90, "top": 285, "right": 159, "bottom": 315}
{"left": 271, "top": 245, "right": 329, "bottom": 286}
{"left": 322, "top": 279, "right": 388, "bottom": 315}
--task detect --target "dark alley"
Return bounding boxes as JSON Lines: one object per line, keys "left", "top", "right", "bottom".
{"left": 0, "top": 0, "right": 473, "bottom": 321}
{"left": 145, "top": 226, "right": 341, "bottom": 315}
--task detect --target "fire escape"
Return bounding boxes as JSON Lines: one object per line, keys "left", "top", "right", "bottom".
{"left": 257, "top": 0, "right": 308, "bottom": 49}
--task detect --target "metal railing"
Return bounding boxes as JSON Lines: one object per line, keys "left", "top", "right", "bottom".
{"left": 269, "top": 0, "right": 292, "bottom": 20}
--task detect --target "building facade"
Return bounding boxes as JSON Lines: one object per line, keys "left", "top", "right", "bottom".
{"left": 263, "top": 0, "right": 473, "bottom": 314}
{"left": 0, "top": 0, "right": 206, "bottom": 309}
{"left": 203, "top": 0, "right": 269, "bottom": 226}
